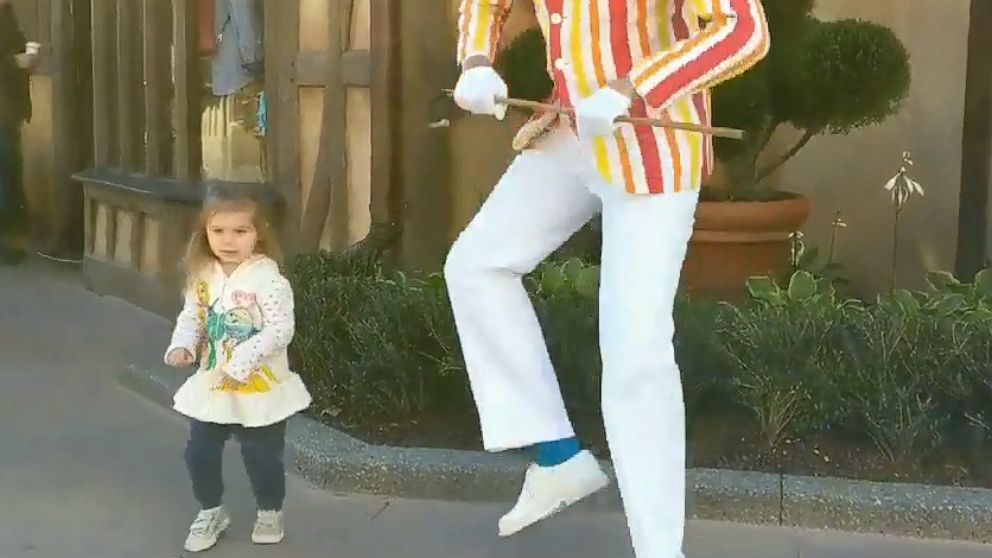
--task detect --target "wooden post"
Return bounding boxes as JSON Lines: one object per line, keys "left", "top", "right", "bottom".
{"left": 299, "top": 0, "right": 351, "bottom": 252}
{"left": 270, "top": 0, "right": 301, "bottom": 250}
{"left": 366, "top": 0, "right": 402, "bottom": 254}
{"left": 955, "top": 0, "right": 992, "bottom": 280}
{"left": 329, "top": 0, "right": 356, "bottom": 250}
{"left": 83, "top": 195, "right": 94, "bottom": 256}
{"left": 397, "top": 0, "right": 455, "bottom": 270}
{"left": 36, "top": 0, "right": 51, "bottom": 44}
{"left": 143, "top": 0, "right": 174, "bottom": 176}
{"left": 173, "top": 0, "right": 202, "bottom": 181}
{"left": 263, "top": 0, "right": 280, "bottom": 183}
{"left": 49, "top": 0, "right": 73, "bottom": 218}
{"left": 116, "top": 0, "right": 145, "bottom": 172}
{"left": 44, "top": 0, "right": 92, "bottom": 259}
{"left": 91, "top": 0, "right": 119, "bottom": 168}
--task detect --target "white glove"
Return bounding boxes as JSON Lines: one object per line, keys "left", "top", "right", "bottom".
{"left": 453, "top": 65, "right": 508, "bottom": 121}
{"left": 575, "top": 87, "right": 632, "bottom": 138}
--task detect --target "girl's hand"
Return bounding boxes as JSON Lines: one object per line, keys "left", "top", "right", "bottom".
{"left": 166, "top": 348, "right": 195, "bottom": 368}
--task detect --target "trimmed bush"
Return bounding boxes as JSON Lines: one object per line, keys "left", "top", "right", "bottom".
{"left": 287, "top": 251, "right": 992, "bottom": 478}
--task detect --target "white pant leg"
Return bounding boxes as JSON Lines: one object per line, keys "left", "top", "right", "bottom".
{"left": 594, "top": 180, "right": 698, "bottom": 558}
{"left": 444, "top": 130, "right": 600, "bottom": 452}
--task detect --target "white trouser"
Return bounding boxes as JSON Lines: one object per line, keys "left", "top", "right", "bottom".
{"left": 444, "top": 126, "right": 697, "bottom": 558}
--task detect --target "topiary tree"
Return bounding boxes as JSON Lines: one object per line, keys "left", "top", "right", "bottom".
{"left": 496, "top": 0, "right": 911, "bottom": 202}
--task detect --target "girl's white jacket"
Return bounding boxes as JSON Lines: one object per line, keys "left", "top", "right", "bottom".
{"left": 165, "top": 255, "right": 311, "bottom": 427}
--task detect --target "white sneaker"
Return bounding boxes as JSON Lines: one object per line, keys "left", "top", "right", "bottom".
{"left": 184, "top": 506, "right": 231, "bottom": 552}
{"left": 251, "top": 510, "right": 285, "bottom": 545}
{"left": 498, "top": 450, "right": 610, "bottom": 537}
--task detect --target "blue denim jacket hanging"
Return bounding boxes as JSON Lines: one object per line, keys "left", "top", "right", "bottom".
{"left": 211, "top": 0, "right": 263, "bottom": 96}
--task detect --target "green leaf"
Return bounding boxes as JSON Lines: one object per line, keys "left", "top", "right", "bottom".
{"left": 575, "top": 267, "right": 601, "bottom": 299}
{"left": 540, "top": 265, "right": 565, "bottom": 294}
{"left": 562, "top": 258, "right": 585, "bottom": 284}
{"left": 822, "top": 281, "right": 839, "bottom": 301}
{"left": 929, "top": 293, "right": 967, "bottom": 316}
{"left": 841, "top": 297, "right": 863, "bottom": 308}
{"left": 926, "top": 270, "right": 960, "bottom": 292}
{"left": 747, "top": 276, "right": 782, "bottom": 303}
{"left": 890, "top": 289, "right": 920, "bottom": 313}
{"left": 787, "top": 270, "right": 818, "bottom": 302}
{"left": 425, "top": 272, "right": 447, "bottom": 291}
{"left": 975, "top": 268, "right": 992, "bottom": 299}
{"left": 969, "top": 306, "right": 992, "bottom": 322}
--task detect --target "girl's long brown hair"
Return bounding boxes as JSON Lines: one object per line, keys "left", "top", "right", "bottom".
{"left": 184, "top": 185, "right": 283, "bottom": 286}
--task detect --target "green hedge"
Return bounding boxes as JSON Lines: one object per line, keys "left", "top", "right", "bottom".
{"left": 286, "top": 252, "right": 992, "bottom": 467}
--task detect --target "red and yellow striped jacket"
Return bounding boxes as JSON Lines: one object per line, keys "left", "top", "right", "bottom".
{"left": 457, "top": 0, "right": 770, "bottom": 195}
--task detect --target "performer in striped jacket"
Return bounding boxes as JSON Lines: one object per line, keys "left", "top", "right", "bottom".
{"left": 445, "top": 2, "right": 768, "bottom": 556}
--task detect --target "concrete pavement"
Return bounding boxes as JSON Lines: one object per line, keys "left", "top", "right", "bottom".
{"left": 1, "top": 258, "right": 990, "bottom": 558}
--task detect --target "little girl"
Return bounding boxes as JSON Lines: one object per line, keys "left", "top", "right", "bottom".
{"left": 164, "top": 186, "right": 311, "bottom": 552}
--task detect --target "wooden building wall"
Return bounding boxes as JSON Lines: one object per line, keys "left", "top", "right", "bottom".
{"left": 24, "top": 0, "right": 986, "bottom": 307}
{"left": 13, "top": 0, "right": 91, "bottom": 258}
{"left": 64, "top": 0, "right": 393, "bottom": 316}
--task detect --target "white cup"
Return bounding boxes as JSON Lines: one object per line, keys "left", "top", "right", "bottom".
{"left": 25, "top": 42, "right": 40, "bottom": 56}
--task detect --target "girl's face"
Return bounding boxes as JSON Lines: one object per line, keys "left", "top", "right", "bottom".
{"left": 206, "top": 209, "right": 258, "bottom": 266}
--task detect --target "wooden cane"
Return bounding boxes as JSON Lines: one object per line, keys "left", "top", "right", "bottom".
{"left": 443, "top": 89, "right": 745, "bottom": 140}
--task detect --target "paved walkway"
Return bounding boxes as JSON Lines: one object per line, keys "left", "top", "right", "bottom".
{"left": 1, "top": 258, "right": 990, "bottom": 558}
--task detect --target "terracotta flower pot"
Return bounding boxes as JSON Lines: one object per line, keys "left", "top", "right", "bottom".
{"left": 680, "top": 193, "right": 812, "bottom": 301}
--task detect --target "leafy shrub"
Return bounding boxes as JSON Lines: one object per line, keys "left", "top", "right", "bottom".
{"left": 528, "top": 259, "right": 602, "bottom": 423}
{"left": 287, "top": 253, "right": 468, "bottom": 420}
{"left": 719, "top": 272, "right": 851, "bottom": 447}
{"left": 527, "top": 258, "right": 736, "bottom": 428}
{"left": 288, "top": 250, "right": 992, "bottom": 476}
{"left": 835, "top": 306, "right": 953, "bottom": 463}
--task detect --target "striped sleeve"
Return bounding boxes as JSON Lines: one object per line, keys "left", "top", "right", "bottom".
{"left": 628, "top": 0, "right": 769, "bottom": 110}
{"left": 456, "top": 0, "right": 514, "bottom": 65}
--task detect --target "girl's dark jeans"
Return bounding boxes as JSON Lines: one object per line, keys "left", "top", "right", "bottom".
{"left": 184, "top": 419, "right": 287, "bottom": 511}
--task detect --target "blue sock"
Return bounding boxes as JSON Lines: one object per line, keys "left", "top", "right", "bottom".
{"left": 536, "top": 437, "right": 580, "bottom": 467}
